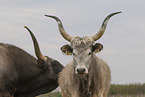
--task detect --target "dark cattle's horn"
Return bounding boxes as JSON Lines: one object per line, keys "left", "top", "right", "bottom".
{"left": 45, "top": 15, "right": 73, "bottom": 42}
{"left": 24, "top": 26, "right": 47, "bottom": 61}
{"left": 92, "top": 11, "right": 122, "bottom": 41}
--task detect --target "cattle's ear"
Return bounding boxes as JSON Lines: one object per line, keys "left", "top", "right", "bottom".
{"left": 92, "top": 43, "right": 103, "bottom": 53}
{"left": 61, "top": 45, "right": 73, "bottom": 55}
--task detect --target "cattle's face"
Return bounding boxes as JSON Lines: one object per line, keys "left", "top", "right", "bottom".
{"left": 61, "top": 36, "right": 103, "bottom": 75}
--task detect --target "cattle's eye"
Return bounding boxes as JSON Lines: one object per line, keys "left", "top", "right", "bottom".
{"left": 73, "top": 53, "right": 75, "bottom": 56}
{"left": 89, "top": 52, "right": 92, "bottom": 55}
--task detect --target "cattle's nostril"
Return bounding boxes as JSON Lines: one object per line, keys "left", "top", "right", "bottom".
{"left": 77, "top": 68, "right": 86, "bottom": 74}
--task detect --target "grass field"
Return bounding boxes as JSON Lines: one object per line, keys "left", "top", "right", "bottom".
{"left": 108, "top": 94, "right": 145, "bottom": 97}
{"left": 38, "top": 92, "right": 145, "bottom": 97}
{"left": 37, "top": 83, "right": 145, "bottom": 97}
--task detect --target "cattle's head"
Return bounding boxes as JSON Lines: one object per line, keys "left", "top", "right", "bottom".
{"left": 61, "top": 36, "right": 103, "bottom": 74}
{"left": 45, "top": 12, "right": 121, "bottom": 75}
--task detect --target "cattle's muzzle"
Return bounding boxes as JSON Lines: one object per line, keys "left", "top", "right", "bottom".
{"left": 77, "top": 68, "right": 86, "bottom": 74}
{"left": 76, "top": 66, "right": 88, "bottom": 75}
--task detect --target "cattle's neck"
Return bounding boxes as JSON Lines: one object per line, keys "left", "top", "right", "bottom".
{"left": 73, "top": 72, "right": 93, "bottom": 97}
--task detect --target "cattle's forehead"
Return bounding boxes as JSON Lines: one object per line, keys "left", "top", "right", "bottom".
{"left": 70, "top": 36, "right": 94, "bottom": 48}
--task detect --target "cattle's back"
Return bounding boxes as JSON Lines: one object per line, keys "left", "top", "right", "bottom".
{"left": 0, "top": 43, "right": 38, "bottom": 84}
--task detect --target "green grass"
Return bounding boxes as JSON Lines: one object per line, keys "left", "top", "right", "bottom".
{"left": 38, "top": 92, "right": 145, "bottom": 97}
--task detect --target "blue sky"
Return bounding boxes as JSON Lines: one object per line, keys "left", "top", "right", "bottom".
{"left": 0, "top": 0, "right": 145, "bottom": 84}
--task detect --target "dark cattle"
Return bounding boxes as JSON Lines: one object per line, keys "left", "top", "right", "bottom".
{"left": 45, "top": 12, "right": 121, "bottom": 97}
{"left": 0, "top": 26, "right": 63, "bottom": 97}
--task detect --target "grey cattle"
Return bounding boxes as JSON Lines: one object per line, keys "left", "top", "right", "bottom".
{"left": 0, "top": 26, "right": 63, "bottom": 97}
{"left": 45, "top": 12, "right": 121, "bottom": 97}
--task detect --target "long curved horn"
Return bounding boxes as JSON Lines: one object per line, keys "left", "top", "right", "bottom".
{"left": 45, "top": 15, "right": 73, "bottom": 42}
{"left": 92, "top": 11, "right": 122, "bottom": 41}
{"left": 24, "top": 26, "right": 47, "bottom": 61}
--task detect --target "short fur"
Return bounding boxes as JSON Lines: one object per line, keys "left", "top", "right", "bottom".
{"left": 59, "top": 37, "right": 111, "bottom": 97}
{"left": 0, "top": 43, "right": 64, "bottom": 97}
{"left": 59, "top": 56, "right": 110, "bottom": 97}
